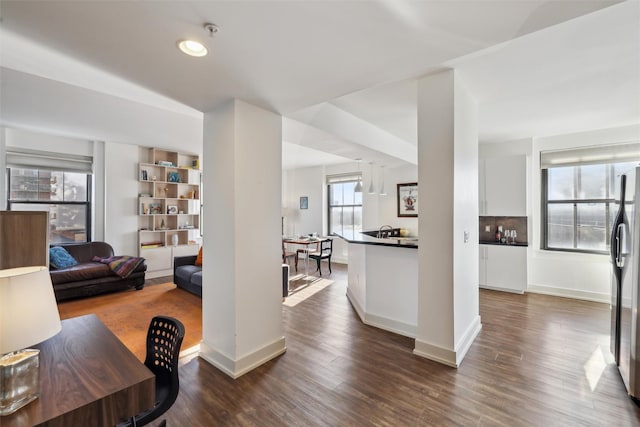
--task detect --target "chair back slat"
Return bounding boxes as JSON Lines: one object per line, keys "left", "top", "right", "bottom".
{"left": 321, "top": 239, "right": 333, "bottom": 254}
{"left": 145, "top": 316, "right": 185, "bottom": 381}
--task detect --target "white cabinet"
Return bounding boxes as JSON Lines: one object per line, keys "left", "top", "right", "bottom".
{"left": 143, "top": 244, "right": 200, "bottom": 279}
{"left": 479, "top": 245, "right": 527, "bottom": 293}
{"left": 479, "top": 155, "right": 527, "bottom": 216}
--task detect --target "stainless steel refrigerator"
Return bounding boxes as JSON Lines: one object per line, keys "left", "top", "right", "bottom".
{"left": 611, "top": 167, "right": 640, "bottom": 400}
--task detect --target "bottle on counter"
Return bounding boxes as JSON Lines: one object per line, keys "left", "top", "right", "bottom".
{"left": 495, "top": 226, "right": 502, "bottom": 242}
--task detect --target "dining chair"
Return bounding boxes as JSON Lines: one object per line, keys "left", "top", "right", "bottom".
{"left": 295, "top": 241, "right": 319, "bottom": 275}
{"left": 118, "top": 316, "right": 185, "bottom": 427}
{"left": 282, "top": 239, "right": 298, "bottom": 271}
{"left": 309, "top": 238, "right": 333, "bottom": 276}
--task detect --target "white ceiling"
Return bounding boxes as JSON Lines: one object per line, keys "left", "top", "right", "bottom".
{"left": 0, "top": 1, "right": 638, "bottom": 168}
{"left": 324, "top": 0, "right": 640, "bottom": 147}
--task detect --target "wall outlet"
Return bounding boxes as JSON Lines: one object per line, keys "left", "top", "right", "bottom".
{"left": 485, "top": 225, "right": 491, "bottom": 232}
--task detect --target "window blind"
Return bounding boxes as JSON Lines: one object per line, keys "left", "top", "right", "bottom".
{"left": 6, "top": 148, "right": 93, "bottom": 173}
{"left": 540, "top": 142, "right": 640, "bottom": 169}
{"left": 326, "top": 173, "right": 361, "bottom": 184}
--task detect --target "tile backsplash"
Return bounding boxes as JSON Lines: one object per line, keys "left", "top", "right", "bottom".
{"left": 479, "top": 216, "right": 528, "bottom": 244}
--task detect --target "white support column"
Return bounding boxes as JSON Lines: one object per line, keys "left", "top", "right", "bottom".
{"left": 0, "top": 128, "right": 6, "bottom": 210}
{"left": 414, "top": 69, "right": 481, "bottom": 367}
{"left": 200, "top": 99, "right": 285, "bottom": 378}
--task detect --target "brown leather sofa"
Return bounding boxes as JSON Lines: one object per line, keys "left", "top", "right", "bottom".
{"left": 49, "top": 241, "right": 146, "bottom": 302}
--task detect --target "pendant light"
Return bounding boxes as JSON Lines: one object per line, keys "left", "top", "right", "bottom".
{"left": 368, "top": 162, "right": 376, "bottom": 195}
{"left": 379, "top": 165, "right": 387, "bottom": 196}
{"left": 354, "top": 159, "right": 363, "bottom": 193}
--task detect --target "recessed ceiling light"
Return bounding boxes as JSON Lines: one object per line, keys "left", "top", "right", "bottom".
{"left": 177, "top": 40, "right": 207, "bottom": 57}
{"left": 177, "top": 23, "right": 219, "bottom": 58}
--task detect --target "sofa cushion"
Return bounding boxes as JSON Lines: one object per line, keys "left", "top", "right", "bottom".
{"left": 57, "top": 242, "right": 114, "bottom": 264}
{"left": 175, "top": 265, "right": 201, "bottom": 284}
{"left": 50, "top": 262, "right": 113, "bottom": 285}
{"left": 49, "top": 246, "right": 79, "bottom": 269}
{"left": 191, "top": 271, "right": 202, "bottom": 287}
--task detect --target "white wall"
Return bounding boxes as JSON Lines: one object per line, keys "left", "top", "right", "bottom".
{"left": 0, "top": 129, "right": 6, "bottom": 210}
{"left": 92, "top": 141, "right": 106, "bottom": 242}
{"left": 479, "top": 138, "right": 533, "bottom": 158}
{"left": 377, "top": 165, "right": 419, "bottom": 236}
{"left": 528, "top": 124, "right": 640, "bottom": 302}
{"left": 282, "top": 166, "right": 324, "bottom": 237}
{"left": 4, "top": 127, "right": 94, "bottom": 156}
{"left": 103, "top": 142, "right": 139, "bottom": 255}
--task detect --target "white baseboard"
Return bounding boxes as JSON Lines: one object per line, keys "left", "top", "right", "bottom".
{"left": 413, "top": 340, "right": 458, "bottom": 368}
{"left": 199, "top": 336, "right": 286, "bottom": 379}
{"left": 346, "top": 287, "right": 365, "bottom": 322}
{"left": 413, "top": 315, "right": 482, "bottom": 368}
{"left": 146, "top": 269, "right": 173, "bottom": 279}
{"left": 455, "top": 315, "right": 482, "bottom": 365}
{"left": 480, "top": 284, "right": 524, "bottom": 294}
{"left": 331, "top": 256, "right": 348, "bottom": 265}
{"left": 365, "top": 313, "right": 416, "bottom": 338}
{"left": 346, "top": 288, "right": 416, "bottom": 338}
{"left": 527, "top": 284, "right": 609, "bottom": 304}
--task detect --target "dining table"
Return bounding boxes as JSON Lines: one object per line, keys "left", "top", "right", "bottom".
{"left": 283, "top": 236, "right": 328, "bottom": 282}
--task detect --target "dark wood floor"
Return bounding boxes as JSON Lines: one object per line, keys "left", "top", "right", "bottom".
{"left": 61, "top": 262, "right": 640, "bottom": 426}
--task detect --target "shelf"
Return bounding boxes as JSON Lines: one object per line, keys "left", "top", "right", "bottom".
{"left": 139, "top": 147, "right": 201, "bottom": 274}
{"left": 140, "top": 228, "right": 199, "bottom": 232}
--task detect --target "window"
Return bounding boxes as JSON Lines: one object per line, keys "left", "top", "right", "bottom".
{"left": 542, "top": 142, "right": 640, "bottom": 253}
{"left": 327, "top": 174, "right": 362, "bottom": 236}
{"left": 7, "top": 167, "right": 92, "bottom": 243}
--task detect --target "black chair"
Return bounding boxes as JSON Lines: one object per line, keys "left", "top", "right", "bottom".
{"left": 119, "top": 316, "right": 185, "bottom": 427}
{"left": 309, "top": 238, "right": 332, "bottom": 276}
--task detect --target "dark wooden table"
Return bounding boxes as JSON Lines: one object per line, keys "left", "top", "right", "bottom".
{"left": 0, "top": 314, "right": 155, "bottom": 427}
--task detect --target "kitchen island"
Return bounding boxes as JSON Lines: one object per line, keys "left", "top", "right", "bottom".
{"left": 335, "top": 231, "right": 418, "bottom": 338}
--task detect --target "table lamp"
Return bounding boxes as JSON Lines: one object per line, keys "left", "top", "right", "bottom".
{"left": 0, "top": 266, "right": 62, "bottom": 416}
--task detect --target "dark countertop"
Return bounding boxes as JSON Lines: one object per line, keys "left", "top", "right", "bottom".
{"left": 480, "top": 241, "right": 528, "bottom": 247}
{"left": 334, "top": 230, "right": 419, "bottom": 249}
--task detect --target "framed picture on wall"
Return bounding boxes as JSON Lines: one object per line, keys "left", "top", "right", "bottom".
{"left": 397, "top": 182, "right": 418, "bottom": 217}
{"left": 300, "top": 196, "right": 308, "bottom": 210}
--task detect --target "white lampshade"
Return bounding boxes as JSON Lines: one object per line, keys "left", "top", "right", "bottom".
{"left": 367, "top": 162, "right": 376, "bottom": 195}
{"left": 0, "top": 266, "right": 62, "bottom": 355}
{"left": 354, "top": 159, "right": 363, "bottom": 193}
{"left": 354, "top": 178, "right": 363, "bottom": 193}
